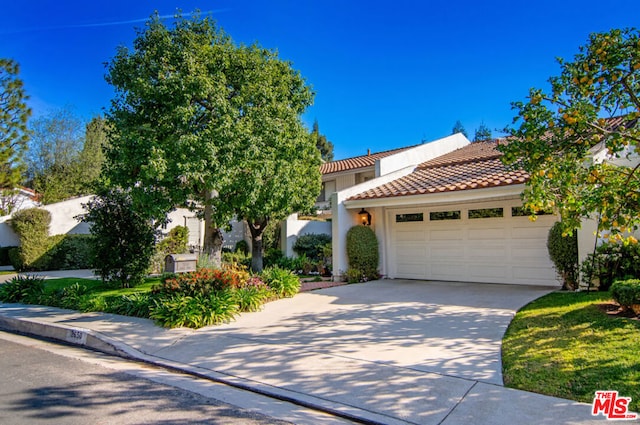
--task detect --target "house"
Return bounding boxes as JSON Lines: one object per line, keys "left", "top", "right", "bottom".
{"left": 330, "top": 133, "right": 566, "bottom": 286}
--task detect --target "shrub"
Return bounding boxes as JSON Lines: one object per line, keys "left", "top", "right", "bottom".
{"left": 9, "top": 208, "right": 52, "bottom": 271}
{"left": 0, "top": 275, "right": 45, "bottom": 303}
{"left": 105, "top": 293, "right": 154, "bottom": 318}
{"left": 222, "top": 250, "right": 251, "bottom": 268}
{"left": 547, "top": 222, "right": 579, "bottom": 290}
{"left": 83, "top": 189, "right": 157, "bottom": 288}
{"left": 581, "top": 241, "right": 640, "bottom": 291}
{"left": 157, "top": 226, "right": 189, "bottom": 255}
{"left": 47, "top": 234, "right": 94, "bottom": 270}
{"left": 150, "top": 290, "right": 239, "bottom": 328}
{"left": 261, "top": 266, "right": 300, "bottom": 297}
{"left": 234, "top": 276, "right": 273, "bottom": 312}
{"left": 293, "top": 233, "right": 332, "bottom": 259}
{"left": 344, "top": 268, "right": 364, "bottom": 284}
{"left": 153, "top": 267, "right": 247, "bottom": 297}
{"left": 610, "top": 279, "right": 640, "bottom": 310}
{"left": 346, "top": 225, "right": 379, "bottom": 282}
{"left": 0, "top": 246, "right": 16, "bottom": 266}
{"left": 235, "top": 240, "right": 249, "bottom": 255}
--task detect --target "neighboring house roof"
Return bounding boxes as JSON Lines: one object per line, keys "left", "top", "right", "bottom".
{"left": 348, "top": 140, "right": 529, "bottom": 201}
{"left": 320, "top": 145, "right": 418, "bottom": 175}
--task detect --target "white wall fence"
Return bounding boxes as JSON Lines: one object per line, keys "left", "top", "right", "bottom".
{"left": 281, "top": 213, "right": 332, "bottom": 257}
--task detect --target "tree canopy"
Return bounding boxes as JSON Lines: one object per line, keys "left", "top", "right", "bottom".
{"left": 105, "top": 12, "right": 321, "bottom": 271}
{"left": 0, "top": 58, "right": 30, "bottom": 192}
{"left": 26, "top": 107, "right": 85, "bottom": 204}
{"left": 499, "top": 28, "right": 640, "bottom": 240}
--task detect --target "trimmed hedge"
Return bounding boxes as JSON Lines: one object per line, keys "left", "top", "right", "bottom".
{"left": 9, "top": 208, "right": 52, "bottom": 271}
{"left": 610, "top": 279, "right": 640, "bottom": 310}
{"left": 346, "top": 225, "right": 379, "bottom": 282}
{"left": 547, "top": 222, "right": 579, "bottom": 290}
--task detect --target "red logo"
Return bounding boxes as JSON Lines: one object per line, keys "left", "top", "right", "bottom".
{"left": 592, "top": 391, "right": 638, "bottom": 420}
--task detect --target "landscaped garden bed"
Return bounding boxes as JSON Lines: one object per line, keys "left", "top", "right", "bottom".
{"left": 0, "top": 266, "right": 300, "bottom": 329}
{"left": 502, "top": 291, "right": 640, "bottom": 412}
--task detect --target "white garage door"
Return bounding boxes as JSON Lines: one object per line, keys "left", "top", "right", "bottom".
{"left": 387, "top": 202, "right": 559, "bottom": 286}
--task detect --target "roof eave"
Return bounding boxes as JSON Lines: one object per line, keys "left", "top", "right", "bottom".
{"left": 343, "top": 184, "right": 527, "bottom": 209}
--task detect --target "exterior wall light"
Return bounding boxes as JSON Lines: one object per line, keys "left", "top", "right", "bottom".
{"left": 358, "top": 208, "right": 371, "bottom": 226}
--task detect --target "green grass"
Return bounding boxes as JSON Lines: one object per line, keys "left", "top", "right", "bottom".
{"left": 41, "top": 277, "right": 160, "bottom": 296}
{"left": 503, "top": 291, "right": 640, "bottom": 411}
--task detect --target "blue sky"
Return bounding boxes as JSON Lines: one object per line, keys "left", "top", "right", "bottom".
{"left": 2, "top": 1, "right": 639, "bottom": 160}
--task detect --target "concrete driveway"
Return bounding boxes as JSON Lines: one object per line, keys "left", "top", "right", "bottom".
{"left": 143, "top": 279, "right": 586, "bottom": 424}
{"left": 169, "top": 279, "right": 556, "bottom": 385}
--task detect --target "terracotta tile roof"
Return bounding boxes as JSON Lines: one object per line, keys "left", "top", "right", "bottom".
{"left": 320, "top": 145, "right": 417, "bottom": 175}
{"left": 348, "top": 140, "right": 529, "bottom": 201}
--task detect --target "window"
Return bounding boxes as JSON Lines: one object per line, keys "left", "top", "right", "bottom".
{"left": 468, "top": 207, "right": 504, "bottom": 219}
{"left": 396, "top": 213, "right": 423, "bottom": 223}
{"left": 429, "top": 210, "right": 461, "bottom": 221}
{"left": 511, "top": 206, "right": 552, "bottom": 217}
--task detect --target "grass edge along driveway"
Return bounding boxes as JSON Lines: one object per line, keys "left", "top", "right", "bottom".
{"left": 502, "top": 291, "right": 640, "bottom": 413}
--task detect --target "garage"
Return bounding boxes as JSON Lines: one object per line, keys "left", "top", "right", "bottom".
{"left": 386, "top": 200, "right": 559, "bottom": 286}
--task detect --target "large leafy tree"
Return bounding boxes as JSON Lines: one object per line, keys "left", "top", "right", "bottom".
{"left": 500, "top": 28, "right": 640, "bottom": 239}
{"left": 105, "top": 13, "right": 320, "bottom": 270}
{"left": 0, "top": 59, "right": 30, "bottom": 201}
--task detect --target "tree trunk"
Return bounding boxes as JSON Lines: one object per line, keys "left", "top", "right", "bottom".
{"left": 202, "top": 190, "right": 223, "bottom": 268}
{"left": 248, "top": 218, "right": 268, "bottom": 273}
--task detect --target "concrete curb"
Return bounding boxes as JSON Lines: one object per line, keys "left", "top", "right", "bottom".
{"left": 0, "top": 314, "right": 410, "bottom": 425}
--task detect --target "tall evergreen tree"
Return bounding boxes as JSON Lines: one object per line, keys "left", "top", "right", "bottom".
{"left": 311, "top": 120, "right": 334, "bottom": 162}
{"left": 473, "top": 122, "right": 492, "bottom": 142}
{"left": 0, "top": 59, "right": 30, "bottom": 195}
{"left": 451, "top": 120, "right": 468, "bottom": 138}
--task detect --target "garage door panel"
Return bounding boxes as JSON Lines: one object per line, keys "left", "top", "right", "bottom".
{"left": 512, "top": 246, "right": 549, "bottom": 261}
{"left": 467, "top": 246, "right": 507, "bottom": 260}
{"left": 512, "top": 265, "right": 557, "bottom": 281}
{"left": 430, "top": 229, "right": 463, "bottom": 240}
{"left": 431, "top": 246, "right": 465, "bottom": 259}
{"left": 468, "top": 227, "right": 506, "bottom": 240}
{"left": 432, "top": 263, "right": 466, "bottom": 279}
{"left": 396, "top": 230, "right": 426, "bottom": 242}
{"left": 512, "top": 226, "right": 548, "bottom": 239}
{"left": 397, "top": 263, "right": 428, "bottom": 278}
{"left": 471, "top": 264, "right": 508, "bottom": 279}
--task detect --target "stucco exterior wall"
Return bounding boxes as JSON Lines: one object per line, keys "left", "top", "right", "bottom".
{"left": 281, "top": 213, "right": 332, "bottom": 257}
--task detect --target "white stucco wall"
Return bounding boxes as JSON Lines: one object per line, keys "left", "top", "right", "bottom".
{"left": 376, "top": 133, "right": 470, "bottom": 177}
{"left": 43, "top": 195, "right": 93, "bottom": 236}
{"left": 281, "top": 213, "right": 332, "bottom": 257}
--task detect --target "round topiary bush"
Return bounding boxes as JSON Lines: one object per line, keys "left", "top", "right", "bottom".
{"left": 547, "top": 221, "right": 579, "bottom": 290}
{"left": 346, "top": 225, "right": 379, "bottom": 282}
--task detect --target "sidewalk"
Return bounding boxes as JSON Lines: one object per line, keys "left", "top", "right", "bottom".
{"left": 0, "top": 279, "right": 615, "bottom": 425}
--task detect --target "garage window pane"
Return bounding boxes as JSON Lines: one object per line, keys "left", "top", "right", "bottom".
{"left": 469, "top": 207, "right": 503, "bottom": 219}
{"left": 429, "top": 210, "right": 461, "bottom": 220}
{"left": 396, "top": 213, "right": 423, "bottom": 222}
{"left": 512, "top": 206, "right": 553, "bottom": 217}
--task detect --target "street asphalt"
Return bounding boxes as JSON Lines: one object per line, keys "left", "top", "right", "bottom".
{"left": 0, "top": 272, "right": 623, "bottom": 424}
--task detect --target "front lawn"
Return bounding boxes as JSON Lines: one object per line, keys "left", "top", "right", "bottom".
{"left": 502, "top": 291, "right": 640, "bottom": 412}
